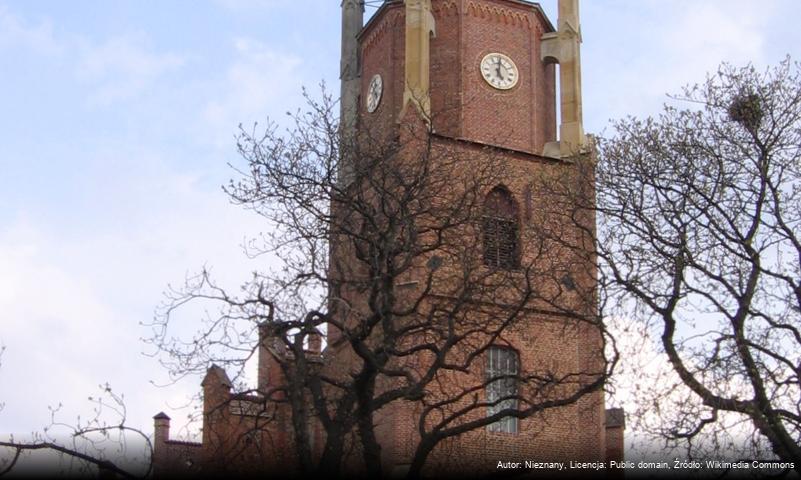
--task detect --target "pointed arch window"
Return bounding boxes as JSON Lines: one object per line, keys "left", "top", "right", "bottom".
{"left": 482, "top": 187, "right": 519, "bottom": 269}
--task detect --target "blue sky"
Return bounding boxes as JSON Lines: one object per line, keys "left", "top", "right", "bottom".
{"left": 0, "top": 0, "right": 799, "bottom": 460}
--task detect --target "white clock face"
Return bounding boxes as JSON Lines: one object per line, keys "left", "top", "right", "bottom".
{"left": 480, "top": 53, "right": 519, "bottom": 90}
{"left": 366, "top": 74, "right": 383, "bottom": 113}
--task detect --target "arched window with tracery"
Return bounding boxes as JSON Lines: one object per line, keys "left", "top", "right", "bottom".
{"left": 482, "top": 187, "right": 519, "bottom": 269}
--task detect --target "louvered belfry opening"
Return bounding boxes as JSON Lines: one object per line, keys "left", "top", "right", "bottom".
{"left": 482, "top": 187, "right": 519, "bottom": 270}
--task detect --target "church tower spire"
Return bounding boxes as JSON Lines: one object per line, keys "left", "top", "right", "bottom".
{"left": 541, "top": 0, "right": 587, "bottom": 157}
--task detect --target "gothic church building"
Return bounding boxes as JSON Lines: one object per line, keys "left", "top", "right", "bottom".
{"left": 152, "top": 0, "right": 624, "bottom": 476}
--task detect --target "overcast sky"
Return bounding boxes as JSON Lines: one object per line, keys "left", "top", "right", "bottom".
{"left": 1, "top": 0, "right": 799, "bottom": 454}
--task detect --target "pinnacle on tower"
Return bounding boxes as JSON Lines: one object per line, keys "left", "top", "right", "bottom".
{"left": 401, "top": 0, "right": 436, "bottom": 120}
{"left": 339, "top": 0, "right": 365, "bottom": 184}
{"left": 541, "top": 0, "right": 587, "bottom": 158}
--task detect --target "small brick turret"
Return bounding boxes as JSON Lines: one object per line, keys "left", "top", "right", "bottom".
{"left": 151, "top": 411, "right": 202, "bottom": 476}
{"left": 257, "top": 323, "right": 288, "bottom": 396}
{"left": 153, "top": 412, "right": 171, "bottom": 446}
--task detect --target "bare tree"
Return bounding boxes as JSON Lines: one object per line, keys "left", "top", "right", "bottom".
{"left": 597, "top": 58, "right": 801, "bottom": 472}
{"left": 147, "top": 88, "right": 614, "bottom": 478}
{"left": 0, "top": 380, "right": 152, "bottom": 478}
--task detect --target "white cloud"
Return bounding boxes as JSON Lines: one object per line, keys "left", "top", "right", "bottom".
{"left": 658, "top": 0, "right": 767, "bottom": 85}
{"left": 584, "top": 0, "right": 779, "bottom": 130}
{"left": 0, "top": 220, "right": 123, "bottom": 431}
{"left": 0, "top": 5, "right": 61, "bottom": 55}
{"left": 0, "top": 5, "right": 185, "bottom": 109}
{"left": 201, "top": 37, "right": 303, "bottom": 147}
{"left": 75, "top": 33, "right": 185, "bottom": 107}
{"left": 0, "top": 150, "right": 271, "bottom": 437}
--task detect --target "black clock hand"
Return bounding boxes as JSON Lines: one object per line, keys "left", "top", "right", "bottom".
{"left": 495, "top": 58, "right": 504, "bottom": 80}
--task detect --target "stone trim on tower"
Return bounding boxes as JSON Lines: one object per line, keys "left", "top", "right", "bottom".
{"left": 540, "top": 0, "right": 587, "bottom": 158}
{"left": 401, "top": 0, "right": 437, "bottom": 119}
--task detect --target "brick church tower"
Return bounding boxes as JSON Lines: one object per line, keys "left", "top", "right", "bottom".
{"left": 330, "top": 0, "right": 621, "bottom": 475}
{"left": 152, "top": 1, "right": 623, "bottom": 477}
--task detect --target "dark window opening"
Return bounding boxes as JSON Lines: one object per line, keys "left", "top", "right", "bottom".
{"left": 483, "top": 187, "right": 519, "bottom": 269}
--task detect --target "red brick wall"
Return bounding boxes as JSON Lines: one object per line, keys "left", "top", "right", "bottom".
{"left": 457, "top": 0, "right": 556, "bottom": 153}
{"left": 359, "top": 4, "right": 404, "bottom": 139}
{"left": 360, "top": 0, "right": 557, "bottom": 152}
{"left": 352, "top": 136, "right": 605, "bottom": 475}
{"left": 352, "top": 1, "right": 603, "bottom": 474}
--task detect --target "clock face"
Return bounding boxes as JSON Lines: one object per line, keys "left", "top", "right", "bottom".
{"left": 366, "top": 74, "right": 383, "bottom": 113}
{"left": 480, "top": 53, "right": 519, "bottom": 90}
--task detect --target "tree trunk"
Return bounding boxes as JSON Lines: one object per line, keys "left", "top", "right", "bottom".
{"left": 406, "top": 436, "right": 437, "bottom": 480}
